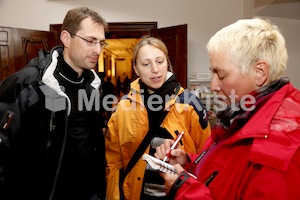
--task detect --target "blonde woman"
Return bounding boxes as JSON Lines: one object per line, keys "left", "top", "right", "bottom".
{"left": 106, "top": 36, "right": 211, "bottom": 200}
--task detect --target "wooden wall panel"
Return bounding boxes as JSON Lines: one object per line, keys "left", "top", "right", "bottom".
{"left": 0, "top": 26, "right": 57, "bottom": 82}
{"left": 0, "top": 27, "right": 15, "bottom": 81}
{"left": 13, "top": 28, "right": 56, "bottom": 72}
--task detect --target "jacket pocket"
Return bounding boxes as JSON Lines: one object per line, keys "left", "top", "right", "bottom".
{"left": 205, "top": 171, "right": 218, "bottom": 186}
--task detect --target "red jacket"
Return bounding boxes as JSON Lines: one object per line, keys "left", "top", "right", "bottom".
{"left": 176, "top": 82, "right": 300, "bottom": 200}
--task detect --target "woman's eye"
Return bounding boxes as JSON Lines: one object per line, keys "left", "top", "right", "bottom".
{"left": 157, "top": 59, "right": 164, "bottom": 64}
{"left": 218, "top": 75, "right": 225, "bottom": 80}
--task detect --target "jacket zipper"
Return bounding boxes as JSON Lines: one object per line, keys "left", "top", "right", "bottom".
{"left": 48, "top": 111, "right": 69, "bottom": 200}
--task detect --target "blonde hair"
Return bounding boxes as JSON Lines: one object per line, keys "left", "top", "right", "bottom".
{"left": 132, "top": 36, "right": 173, "bottom": 72}
{"left": 206, "top": 18, "right": 288, "bottom": 82}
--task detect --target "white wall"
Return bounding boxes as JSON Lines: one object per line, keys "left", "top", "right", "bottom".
{"left": 267, "top": 17, "right": 300, "bottom": 89}
{"left": 0, "top": 0, "right": 299, "bottom": 88}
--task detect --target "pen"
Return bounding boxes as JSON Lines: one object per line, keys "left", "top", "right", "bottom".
{"left": 163, "top": 131, "right": 184, "bottom": 162}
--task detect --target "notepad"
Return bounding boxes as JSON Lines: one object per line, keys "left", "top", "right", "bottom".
{"left": 142, "top": 154, "right": 177, "bottom": 175}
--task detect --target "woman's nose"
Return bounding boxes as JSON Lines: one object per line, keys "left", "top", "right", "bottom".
{"left": 210, "top": 75, "right": 221, "bottom": 92}
{"left": 151, "top": 63, "right": 159, "bottom": 73}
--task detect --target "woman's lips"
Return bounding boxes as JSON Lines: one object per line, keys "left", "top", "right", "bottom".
{"left": 151, "top": 76, "right": 161, "bottom": 82}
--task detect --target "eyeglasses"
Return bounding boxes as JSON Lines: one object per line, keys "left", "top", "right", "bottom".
{"left": 68, "top": 32, "right": 109, "bottom": 48}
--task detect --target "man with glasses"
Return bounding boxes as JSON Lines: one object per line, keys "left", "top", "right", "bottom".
{"left": 67, "top": 31, "right": 109, "bottom": 48}
{"left": 0, "top": 7, "right": 108, "bottom": 200}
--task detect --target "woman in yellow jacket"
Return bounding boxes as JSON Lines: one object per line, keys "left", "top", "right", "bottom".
{"left": 105, "top": 36, "right": 211, "bottom": 200}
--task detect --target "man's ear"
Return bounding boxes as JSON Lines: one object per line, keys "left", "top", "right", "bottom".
{"left": 60, "top": 30, "right": 71, "bottom": 47}
{"left": 255, "top": 61, "right": 269, "bottom": 87}
{"left": 133, "top": 64, "right": 139, "bottom": 76}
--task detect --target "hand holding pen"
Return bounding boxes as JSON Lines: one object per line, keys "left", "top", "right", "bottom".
{"left": 163, "top": 131, "right": 185, "bottom": 162}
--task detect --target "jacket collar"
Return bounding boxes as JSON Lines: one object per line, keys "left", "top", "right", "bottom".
{"left": 213, "top": 78, "right": 289, "bottom": 141}
{"left": 127, "top": 73, "right": 183, "bottom": 110}
{"left": 40, "top": 46, "right": 101, "bottom": 115}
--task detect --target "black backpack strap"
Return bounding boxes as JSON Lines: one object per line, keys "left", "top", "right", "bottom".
{"left": 120, "top": 110, "right": 169, "bottom": 192}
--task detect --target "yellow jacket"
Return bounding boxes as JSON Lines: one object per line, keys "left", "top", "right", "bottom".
{"left": 106, "top": 78, "right": 211, "bottom": 200}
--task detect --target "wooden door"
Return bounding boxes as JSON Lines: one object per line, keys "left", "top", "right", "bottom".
{"left": 0, "top": 26, "right": 56, "bottom": 82}
{"left": 105, "top": 23, "right": 187, "bottom": 87}
{"left": 153, "top": 24, "right": 187, "bottom": 88}
{"left": 0, "top": 27, "right": 15, "bottom": 81}
{"left": 13, "top": 28, "right": 56, "bottom": 72}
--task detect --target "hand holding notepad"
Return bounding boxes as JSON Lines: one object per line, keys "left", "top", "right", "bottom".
{"left": 142, "top": 154, "right": 177, "bottom": 175}
{"left": 142, "top": 153, "right": 197, "bottom": 179}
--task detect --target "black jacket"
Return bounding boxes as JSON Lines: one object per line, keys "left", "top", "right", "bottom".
{"left": 0, "top": 46, "right": 106, "bottom": 200}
